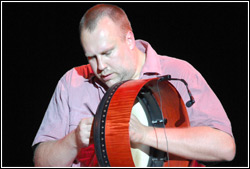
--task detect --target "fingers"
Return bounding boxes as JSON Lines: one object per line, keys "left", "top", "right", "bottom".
{"left": 79, "top": 117, "right": 94, "bottom": 131}
{"left": 130, "top": 114, "right": 139, "bottom": 128}
{"left": 129, "top": 114, "right": 146, "bottom": 144}
{"left": 79, "top": 117, "right": 94, "bottom": 125}
{"left": 75, "top": 117, "right": 94, "bottom": 148}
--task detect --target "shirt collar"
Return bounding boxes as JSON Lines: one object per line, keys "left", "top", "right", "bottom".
{"left": 76, "top": 64, "right": 107, "bottom": 92}
{"left": 135, "top": 39, "right": 163, "bottom": 78}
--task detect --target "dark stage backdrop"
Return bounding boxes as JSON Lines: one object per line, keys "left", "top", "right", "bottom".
{"left": 2, "top": 2, "right": 248, "bottom": 167}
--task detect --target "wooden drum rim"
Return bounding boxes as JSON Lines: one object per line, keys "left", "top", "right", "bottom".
{"left": 93, "top": 76, "right": 190, "bottom": 167}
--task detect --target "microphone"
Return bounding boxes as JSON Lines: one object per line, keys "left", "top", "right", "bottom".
{"left": 159, "top": 75, "right": 195, "bottom": 108}
{"left": 186, "top": 96, "right": 195, "bottom": 108}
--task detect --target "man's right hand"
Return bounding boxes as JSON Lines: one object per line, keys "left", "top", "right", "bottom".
{"left": 75, "top": 117, "right": 94, "bottom": 150}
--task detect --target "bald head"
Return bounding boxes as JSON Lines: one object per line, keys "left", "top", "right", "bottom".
{"left": 79, "top": 4, "right": 132, "bottom": 40}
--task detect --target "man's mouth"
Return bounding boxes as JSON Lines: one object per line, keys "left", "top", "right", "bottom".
{"left": 101, "top": 73, "right": 113, "bottom": 82}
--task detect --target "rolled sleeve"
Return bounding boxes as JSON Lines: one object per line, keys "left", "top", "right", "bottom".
{"left": 32, "top": 75, "right": 70, "bottom": 146}
{"left": 181, "top": 63, "right": 233, "bottom": 137}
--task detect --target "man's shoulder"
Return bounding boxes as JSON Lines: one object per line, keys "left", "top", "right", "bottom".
{"left": 159, "top": 55, "right": 195, "bottom": 72}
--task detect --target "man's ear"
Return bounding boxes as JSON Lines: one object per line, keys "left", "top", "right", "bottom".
{"left": 126, "top": 31, "right": 135, "bottom": 50}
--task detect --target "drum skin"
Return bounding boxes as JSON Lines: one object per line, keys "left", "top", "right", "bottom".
{"left": 93, "top": 77, "right": 191, "bottom": 167}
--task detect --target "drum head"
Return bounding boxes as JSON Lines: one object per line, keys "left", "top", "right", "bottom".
{"left": 130, "top": 98, "right": 150, "bottom": 167}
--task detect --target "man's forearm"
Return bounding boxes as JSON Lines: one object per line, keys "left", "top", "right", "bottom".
{"left": 33, "top": 130, "right": 79, "bottom": 167}
{"left": 142, "top": 126, "right": 236, "bottom": 162}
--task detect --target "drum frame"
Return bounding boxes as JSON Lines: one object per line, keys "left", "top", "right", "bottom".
{"left": 93, "top": 76, "right": 190, "bottom": 167}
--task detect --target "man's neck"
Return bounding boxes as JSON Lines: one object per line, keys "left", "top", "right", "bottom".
{"left": 132, "top": 49, "right": 146, "bottom": 80}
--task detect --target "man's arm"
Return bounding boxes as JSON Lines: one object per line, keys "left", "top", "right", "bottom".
{"left": 33, "top": 117, "right": 93, "bottom": 167}
{"left": 33, "top": 130, "right": 78, "bottom": 167}
{"left": 129, "top": 115, "right": 236, "bottom": 162}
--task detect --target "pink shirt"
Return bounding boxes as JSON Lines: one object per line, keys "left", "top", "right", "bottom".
{"left": 32, "top": 40, "right": 233, "bottom": 166}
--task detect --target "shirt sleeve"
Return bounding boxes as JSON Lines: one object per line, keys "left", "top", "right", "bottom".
{"left": 170, "top": 60, "right": 233, "bottom": 137}
{"left": 32, "top": 73, "right": 70, "bottom": 147}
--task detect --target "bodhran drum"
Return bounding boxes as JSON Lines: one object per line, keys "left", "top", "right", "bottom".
{"left": 93, "top": 76, "right": 191, "bottom": 167}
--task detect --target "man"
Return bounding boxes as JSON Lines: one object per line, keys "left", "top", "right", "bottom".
{"left": 32, "top": 4, "right": 236, "bottom": 167}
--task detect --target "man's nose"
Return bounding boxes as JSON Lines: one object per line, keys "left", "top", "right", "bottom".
{"left": 96, "top": 56, "right": 106, "bottom": 71}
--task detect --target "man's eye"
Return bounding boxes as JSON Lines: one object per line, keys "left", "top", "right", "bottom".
{"left": 103, "top": 50, "right": 112, "bottom": 56}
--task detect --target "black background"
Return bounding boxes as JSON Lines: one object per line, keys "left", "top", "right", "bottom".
{"left": 2, "top": 2, "right": 248, "bottom": 167}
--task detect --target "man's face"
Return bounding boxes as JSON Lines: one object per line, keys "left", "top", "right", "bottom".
{"left": 81, "top": 17, "right": 137, "bottom": 88}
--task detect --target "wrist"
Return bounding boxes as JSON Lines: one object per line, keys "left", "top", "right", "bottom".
{"left": 67, "top": 129, "right": 82, "bottom": 152}
{"left": 142, "top": 126, "right": 159, "bottom": 148}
